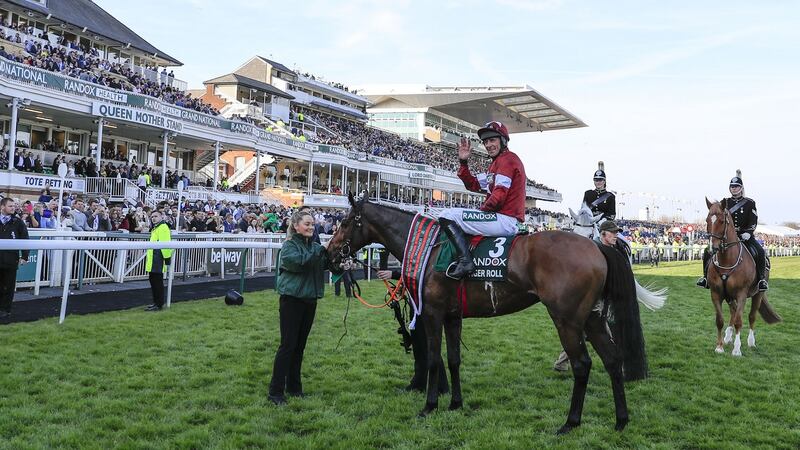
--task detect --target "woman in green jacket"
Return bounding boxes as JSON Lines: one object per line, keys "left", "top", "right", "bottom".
{"left": 268, "top": 210, "right": 330, "bottom": 405}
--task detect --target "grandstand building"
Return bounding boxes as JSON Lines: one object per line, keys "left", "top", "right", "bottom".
{"left": 0, "top": 0, "right": 584, "bottom": 216}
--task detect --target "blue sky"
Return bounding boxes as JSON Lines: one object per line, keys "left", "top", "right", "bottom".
{"left": 97, "top": 0, "right": 799, "bottom": 224}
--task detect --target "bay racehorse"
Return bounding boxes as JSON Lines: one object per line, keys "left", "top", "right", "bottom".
{"left": 704, "top": 198, "right": 781, "bottom": 356}
{"left": 328, "top": 194, "right": 666, "bottom": 434}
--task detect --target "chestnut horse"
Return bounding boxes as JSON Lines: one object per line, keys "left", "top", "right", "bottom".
{"left": 704, "top": 198, "right": 781, "bottom": 356}
{"left": 328, "top": 194, "right": 664, "bottom": 434}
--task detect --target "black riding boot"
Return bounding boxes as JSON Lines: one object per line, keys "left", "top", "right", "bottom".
{"left": 439, "top": 218, "right": 475, "bottom": 280}
{"left": 697, "top": 248, "right": 710, "bottom": 288}
{"left": 752, "top": 242, "right": 769, "bottom": 292}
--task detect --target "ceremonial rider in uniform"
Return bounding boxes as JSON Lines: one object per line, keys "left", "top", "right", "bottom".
{"left": 555, "top": 163, "right": 619, "bottom": 372}
{"left": 697, "top": 170, "right": 768, "bottom": 292}
{"left": 438, "top": 121, "right": 527, "bottom": 279}
{"left": 583, "top": 161, "right": 616, "bottom": 221}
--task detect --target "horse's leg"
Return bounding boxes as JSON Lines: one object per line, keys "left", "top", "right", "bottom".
{"left": 443, "top": 314, "right": 463, "bottom": 411}
{"left": 554, "top": 322, "right": 592, "bottom": 435}
{"left": 723, "top": 300, "right": 735, "bottom": 345}
{"left": 748, "top": 293, "right": 762, "bottom": 348}
{"left": 731, "top": 295, "right": 747, "bottom": 357}
{"left": 711, "top": 291, "right": 725, "bottom": 353}
{"left": 584, "top": 313, "right": 628, "bottom": 431}
{"left": 419, "top": 313, "right": 444, "bottom": 417}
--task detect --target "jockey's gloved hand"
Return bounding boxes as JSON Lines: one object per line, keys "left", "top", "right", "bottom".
{"left": 741, "top": 232, "right": 751, "bottom": 241}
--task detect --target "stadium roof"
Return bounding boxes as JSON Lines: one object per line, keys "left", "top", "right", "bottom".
{"left": 203, "top": 73, "right": 295, "bottom": 100}
{"left": 357, "top": 84, "right": 587, "bottom": 133}
{"left": 4, "top": 0, "right": 181, "bottom": 65}
{"left": 254, "top": 56, "right": 295, "bottom": 76}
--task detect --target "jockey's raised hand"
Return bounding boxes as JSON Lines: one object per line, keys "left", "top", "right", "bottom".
{"left": 457, "top": 137, "right": 471, "bottom": 163}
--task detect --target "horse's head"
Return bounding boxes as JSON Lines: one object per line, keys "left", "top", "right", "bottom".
{"left": 705, "top": 197, "right": 735, "bottom": 253}
{"left": 327, "top": 192, "right": 373, "bottom": 268}
{"left": 569, "top": 203, "right": 602, "bottom": 239}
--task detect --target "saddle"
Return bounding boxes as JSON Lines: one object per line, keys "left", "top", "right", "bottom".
{"left": 435, "top": 234, "right": 518, "bottom": 281}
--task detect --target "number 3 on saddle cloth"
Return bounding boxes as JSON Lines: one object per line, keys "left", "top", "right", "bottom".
{"left": 400, "top": 214, "right": 521, "bottom": 327}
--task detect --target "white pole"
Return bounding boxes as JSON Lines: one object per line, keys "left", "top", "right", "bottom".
{"left": 166, "top": 252, "right": 175, "bottom": 308}
{"left": 220, "top": 248, "right": 225, "bottom": 279}
{"left": 161, "top": 133, "right": 168, "bottom": 188}
{"left": 213, "top": 141, "right": 220, "bottom": 191}
{"left": 255, "top": 150, "right": 261, "bottom": 194}
{"left": 33, "top": 249, "right": 43, "bottom": 296}
{"left": 327, "top": 163, "right": 332, "bottom": 193}
{"left": 342, "top": 165, "right": 346, "bottom": 193}
{"left": 59, "top": 249, "right": 74, "bottom": 324}
{"left": 95, "top": 119, "right": 103, "bottom": 169}
{"left": 8, "top": 97, "right": 18, "bottom": 170}
{"left": 308, "top": 160, "right": 314, "bottom": 195}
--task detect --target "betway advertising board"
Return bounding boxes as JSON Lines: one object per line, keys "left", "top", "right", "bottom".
{"left": 206, "top": 248, "right": 245, "bottom": 275}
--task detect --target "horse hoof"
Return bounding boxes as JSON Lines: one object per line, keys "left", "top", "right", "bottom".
{"left": 556, "top": 423, "right": 579, "bottom": 435}
{"left": 448, "top": 400, "right": 463, "bottom": 411}
{"left": 615, "top": 417, "right": 629, "bottom": 431}
{"left": 715, "top": 347, "right": 724, "bottom": 354}
{"left": 418, "top": 403, "right": 437, "bottom": 417}
{"left": 732, "top": 349, "right": 742, "bottom": 357}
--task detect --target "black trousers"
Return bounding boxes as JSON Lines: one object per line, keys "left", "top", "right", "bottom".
{"left": 334, "top": 270, "right": 353, "bottom": 297}
{"left": 269, "top": 296, "right": 317, "bottom": 396}
{"left": 0, "top": 267, "right": 17, "bottom": 313}
{"left": 149, "top": 271, "right": 165, "bottom": 307}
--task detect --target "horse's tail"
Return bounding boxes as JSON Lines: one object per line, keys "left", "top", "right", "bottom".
{"left": 758, "top": 296, "right": 782, "bottom": 324}
{"left": 634, "top": 279, "right": 668, "bottom": 311}
{"left": 599, "top": 244, "right": 648, "bottom": 382}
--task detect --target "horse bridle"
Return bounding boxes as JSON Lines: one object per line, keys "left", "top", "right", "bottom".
{"left": 337, "top": 210, "right": 363, "bottom": 261}
{"left": 708, "top": 209, "right": 743, "bottom": 271}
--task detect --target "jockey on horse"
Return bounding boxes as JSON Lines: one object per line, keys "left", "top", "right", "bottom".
{"left": 438, "top": 121, "right": 527, "bottom": 279}
{"left": 697, "top": 170, "right": 768, "bottom": 292}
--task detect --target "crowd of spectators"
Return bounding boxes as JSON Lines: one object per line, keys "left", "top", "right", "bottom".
{"left": 292, "top": 108, "right": 493, "bottom": 174}
{"left": 2, "top": 186, "right": 349, "bottom": 237}
{"left": 298, "top": 72, "right": 358, "bottom": 94}
{"left": 0, "top": 23, "right": 218, "bottom": 115}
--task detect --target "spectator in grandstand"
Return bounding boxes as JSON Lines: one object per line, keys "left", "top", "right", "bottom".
{"left": 268, "top": 209, "right": 331, "bottom": 405}
{"left": 0, "top": 198, "right": 29, "bottom": 319}
{"left": 144, "top": 210, "right": 173, "bottom": 312}
{"left": 69, "top": 200, "right": 92, "bottom": 232}
{"left": 223, "top": 214, "right": 238, "bottom": 233}
{"left": 91, "top": 206, "right": 112, "bottom": 231}
{"left": 38, "top": 187, "right": 53, "bottom": 203}
{"left": 119, "top": 210, "right": 138, "bottom": 232}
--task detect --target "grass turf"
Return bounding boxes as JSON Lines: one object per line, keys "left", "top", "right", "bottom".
{"left": 1, "top": 257, "right": 799, "bottom": 449}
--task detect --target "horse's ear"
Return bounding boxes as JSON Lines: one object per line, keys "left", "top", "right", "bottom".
{"left": 568, "top": 208, "right": 579, "bottom": 221}
{"left": 705, "top": 197, "right": 713, "bottom": 209}
{"left": 593, "top": 213, "right": 603, "bottom": 223}
{"left": 348, "top": 192, "right": 356, "bottom": 207}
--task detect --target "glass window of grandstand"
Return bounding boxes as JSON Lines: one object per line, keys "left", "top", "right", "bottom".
{"left": 28, "top": 126, "right": 47, "bottom": 150}
{"left": 15, "top": 125, "right": 31, "bottom": 149}
{"left": 115, "top": 141, "right": 128, "bottom": 162}
{"left": 128, "top": 143, "right": 141, "bottom": 164}
{"left": 51, "top": 131, "right": 82, "bottom": 155}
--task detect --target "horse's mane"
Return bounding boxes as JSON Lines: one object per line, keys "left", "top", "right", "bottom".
{"left": 368, "top": 201, "right": 417, "bottom": 216}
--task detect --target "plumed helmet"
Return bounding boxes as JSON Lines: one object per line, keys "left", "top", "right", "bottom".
{"left": 477, "top": 121, "right": 510, "bottom": 147}
{"left": 729, "top": 169, "right": 743, "bottom": 187}
{"left": 593, "top": 161, "right": 606, "bottom": 181}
